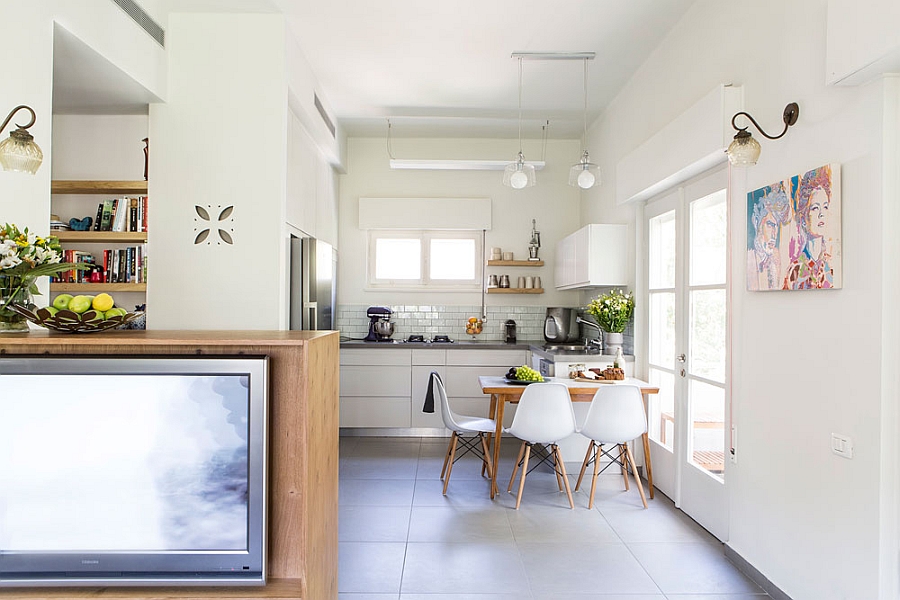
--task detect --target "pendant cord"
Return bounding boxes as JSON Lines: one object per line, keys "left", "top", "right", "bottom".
{"left": 517, "top": 57, "right": 524, "bottom": 157}
{"left": 386, "top": 119, "right": 395, "bottom": 159}
{"left": 582, "top": 58, "right": 588, "bottom": 153}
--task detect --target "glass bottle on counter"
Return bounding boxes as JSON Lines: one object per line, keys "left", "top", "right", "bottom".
{"left": 613, "top": 347, "right": 625, "bottom": 369}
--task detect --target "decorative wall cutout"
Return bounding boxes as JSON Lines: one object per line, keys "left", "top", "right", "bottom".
{"left": 194, "top": 205, "right": 235, "bottom": 245}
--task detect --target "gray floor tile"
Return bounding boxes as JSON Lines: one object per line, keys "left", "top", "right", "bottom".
{"left": 340, "top": 478, "right": 416, "bottom": 506}
{"left": 401, "top": 542, "right": 530, "bottom": 594}
{"left": 338, "top": 542, "right": 406, "bottom": 594}
{"left": 540, "top": 595, "right": 665, "bottom": 600}
{"left": 665, "top": 595, "right": 769, "bottom": 599}
{"left": 507, "top": 504, "right": 619, "bottom": 543}
{"left": 340, "top": 595, "right": 399, "bottom": 600}
{"left": 408, "top": 505, "right": 514, "bottom": 542}
{"left": 417, "top": 453, "right": 495, "bottom": 481}
{"left": 341, "top": 456, "right": 420, "bottom": 479}
{"left": 412, "top": 476, "right": 503, "bottom": 507}
{"left": 600, "top": 503, "right": 718, "bottom": 544}
{"left": 628, "top": 542, "right": 764, "bottom": 595}
{"left": 518, "top": 541, "right": 663, "bottom": 595}
{"left": 402, "top": 595, "right": 531, "bottom": 600}
{"left": 347, "top": 438, "right": 422, "bottom": 458}
{"left": 339, "top": 505, "right": 411, "bottom": 542}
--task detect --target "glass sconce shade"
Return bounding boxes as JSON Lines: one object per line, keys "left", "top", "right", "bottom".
{"left": 726, "top": 131, "right": 761, "bottom": 167}
{"left": 568, "top": 150, "right": 601, "bottom": 189}
{"left": 503, "top": 152, "right": 536, "bottom": 189}
{"left": 0, "top": 128, "right": 43, "bottom": 174}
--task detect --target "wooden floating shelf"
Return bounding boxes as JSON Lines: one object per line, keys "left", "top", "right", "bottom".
{"left": 53, "top": 231, "right": 147, "bottom": 243}
{"left": 50, "top": 283, "right": 147, "bottom": 293}
{"left": 486, "top": 287, "right": 544, "bottom": 294}
{"left": 52, "top": 180, "right": 148, "bottom": 195}
{"left": 486, "top": 259, "right": 543, "bottom": 267}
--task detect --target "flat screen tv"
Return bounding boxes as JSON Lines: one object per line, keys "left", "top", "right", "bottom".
{"left": 0, "top": 355, "right": 268, "bottom": 587}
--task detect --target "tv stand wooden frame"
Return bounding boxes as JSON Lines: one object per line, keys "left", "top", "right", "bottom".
{"left": 0, "top": 330, "right": 339, "bottom": 600}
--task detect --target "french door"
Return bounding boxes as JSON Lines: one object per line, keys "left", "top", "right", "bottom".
{"left": 644, "top": 168, "right": 729, "bottom": 541}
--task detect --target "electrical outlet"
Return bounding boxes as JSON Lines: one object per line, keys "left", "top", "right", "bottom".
{"left": 831, "top": 433, "right": 853, "bottom": 459}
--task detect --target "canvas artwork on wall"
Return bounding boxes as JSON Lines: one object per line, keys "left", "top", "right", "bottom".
{"left": 746, "top": 163, "right": 841, "bottom": 291}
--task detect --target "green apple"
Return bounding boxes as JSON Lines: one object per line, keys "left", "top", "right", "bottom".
{"left": 52, "top": 294, "right": 74, "bottom": 311}
{"left": 45, "top": 306, "right": 59, "bottom": 316}
{"left": 105, "top": 307, "right": 128, "bottom": 319}
{"left": 68, "top": 295, "right": 93, "bottom": 314}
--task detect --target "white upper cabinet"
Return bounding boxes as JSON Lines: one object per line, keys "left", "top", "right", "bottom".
{"left": 554, "top": 224, "right": 627, "bottom": 289}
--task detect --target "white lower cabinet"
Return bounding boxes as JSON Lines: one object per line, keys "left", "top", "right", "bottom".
{"left": 340, "top": 347, "right": 527, "bottom": 429}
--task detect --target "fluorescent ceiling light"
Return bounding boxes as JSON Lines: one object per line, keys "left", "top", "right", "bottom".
{"left": 389, "top": 159, "right": 545, "bottom": 171}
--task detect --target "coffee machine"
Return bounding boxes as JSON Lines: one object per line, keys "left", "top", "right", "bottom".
{"left": 364, "top": 306, "right": 395, "bottom": 342}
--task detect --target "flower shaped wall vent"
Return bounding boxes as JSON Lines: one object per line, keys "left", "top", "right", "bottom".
{"left": 194, "top": 205, "right": 234, "bottom": 245}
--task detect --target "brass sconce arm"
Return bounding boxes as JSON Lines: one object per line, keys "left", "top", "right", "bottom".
{"left": 731, "top": 102, "right": 799, "bottom": 140}
{"left": 1, "top": 105, "right": 37, "bottom": 137}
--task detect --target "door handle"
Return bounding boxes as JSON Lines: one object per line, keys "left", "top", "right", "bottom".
{"left": 676, "top": 353, "right": 686, "bottom": 363}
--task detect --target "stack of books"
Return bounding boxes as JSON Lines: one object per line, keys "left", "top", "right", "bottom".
{"left": 92, "top": 196, "right": 148, "bottom": 232}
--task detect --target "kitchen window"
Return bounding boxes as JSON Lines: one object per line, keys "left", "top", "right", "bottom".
{"left": 367, "top": 230, "right": 483, "bottom": 290}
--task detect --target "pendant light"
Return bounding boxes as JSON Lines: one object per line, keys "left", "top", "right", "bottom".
{"left": 568, "top": 58, "right": 600, "bottom": 189}
{"left": 727, "top": 102, "right": 799, "bottom": 167}
{"left": 503, "top": 57, "right": 535, "bottom": 189}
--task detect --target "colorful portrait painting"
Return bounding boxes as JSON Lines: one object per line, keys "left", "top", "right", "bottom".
{"left": 746, "top": 163, "right": 841, "bottom": 291}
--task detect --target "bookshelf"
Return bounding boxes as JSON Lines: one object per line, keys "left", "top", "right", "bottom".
{"left": 50, "top": 180, "right": 148, "bottom": 301}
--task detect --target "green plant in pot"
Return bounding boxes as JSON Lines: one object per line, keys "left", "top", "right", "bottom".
{"left": 586, "top": 289, "right": 634, "bottom": 355}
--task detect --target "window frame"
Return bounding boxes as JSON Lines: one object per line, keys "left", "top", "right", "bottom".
{"left": 366, "top": 229, "right": 483, "bottom": 291}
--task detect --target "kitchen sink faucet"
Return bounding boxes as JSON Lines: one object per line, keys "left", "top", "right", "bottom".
{"left": 575, "top": 316, "right": 603, "bottom": 350}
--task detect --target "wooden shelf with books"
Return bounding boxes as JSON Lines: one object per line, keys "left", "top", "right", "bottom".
{"left": 54, "top": 231, "right": 147, "bottom": 243}
{"left": 50, "top": 282, "right": 147, "bottom": 293}
{"left": 51, "top": 180, "right": 148, "bottom": 195}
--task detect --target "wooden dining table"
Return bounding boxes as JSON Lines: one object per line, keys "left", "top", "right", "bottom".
{"left": 479, "top": 375, "right": 660, "bottom": 499}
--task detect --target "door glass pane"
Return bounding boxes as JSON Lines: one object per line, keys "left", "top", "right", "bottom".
{"left": 648, "top": 368, "right": 675, "bottom": 450}
{"left": 649, "top": 292, "right": 675, "bottom": 368}
{"left": 689, "top": 288, "right": 726, "bottom": 382}
{"left": 430, "top": 238, "right": 475, "bottom": 280}
{"left": 690, "top": 190, "right": 727, "bottom": 286}
{"left": 649, "top": 210, "right": 676, "bottom": 289}
{"left": 375, "top": 238, "right": 420, "bottom": 279}
{"left": 688, "top": 379, "right": 725, "bottom": 479}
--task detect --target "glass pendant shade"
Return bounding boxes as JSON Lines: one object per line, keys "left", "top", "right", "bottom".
{"left": 568, "top": 150, "right": 601, "bottom": 189}
{"left": 503, "top": 152, "right": 535, "bottom": 189}
{"left": 0, "top": 128, "right": 43, "bottom": 174}
{"left": 726, "top": 131, "right": 761, "bottom": 167}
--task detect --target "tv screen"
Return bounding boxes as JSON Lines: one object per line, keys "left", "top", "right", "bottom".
{"left": 0, "top": 356, "right": 268, "bottom": 587}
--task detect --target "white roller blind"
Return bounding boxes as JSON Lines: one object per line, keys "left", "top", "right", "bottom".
{"left": 358, "top": 197, "right": 492, "bottom": 230}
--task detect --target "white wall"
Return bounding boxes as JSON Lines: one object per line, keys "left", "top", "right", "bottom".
{"left": 583, "top": 1, "right": 898, "bottom": 598}
{"left": 338, "top": 136, "right": 585, "bottom": 308}
{"left": 147, "top": 14, "right": 287, "bottom": 330}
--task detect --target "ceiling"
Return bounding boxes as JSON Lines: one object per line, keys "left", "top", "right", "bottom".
{"left": 54, "top": 0, "right": 697, "bottom": 138}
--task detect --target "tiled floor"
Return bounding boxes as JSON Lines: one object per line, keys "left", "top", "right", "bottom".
{"left": 339, "top": 436, "right": 770, "bottom": 600}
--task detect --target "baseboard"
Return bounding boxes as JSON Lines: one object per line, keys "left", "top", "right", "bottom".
{"left": 724, "top": 545, "right": 793, "bottom": 600}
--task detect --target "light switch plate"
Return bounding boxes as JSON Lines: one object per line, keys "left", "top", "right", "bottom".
{"left": 831, "top": 433, "right": 853, "bottom": 459}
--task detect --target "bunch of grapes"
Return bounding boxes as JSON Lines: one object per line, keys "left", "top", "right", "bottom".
{"left": 506, "top": 365, "right": 543, "bottom": 382}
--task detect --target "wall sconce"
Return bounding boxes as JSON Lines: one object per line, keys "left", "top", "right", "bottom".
{"left": 0, "top": 105, "right": 43, "bottom": 174}
{"left": 727, "top": 102, "right": 799, "bottom": 167}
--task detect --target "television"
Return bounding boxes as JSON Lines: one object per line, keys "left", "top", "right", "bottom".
{"left": 0, "top": 355, "right": 268, "bottom": 587}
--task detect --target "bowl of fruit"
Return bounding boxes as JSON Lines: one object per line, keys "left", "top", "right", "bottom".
{"left": 9, "top": 293, "right": 144, "bottom": 333}
{"left": 504, "top": 365, "right": 544, "bottom": 384}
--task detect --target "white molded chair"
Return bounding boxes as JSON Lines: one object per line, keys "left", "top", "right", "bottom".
{"left": 504, "top": 382, "right": 577, "bottom": 509}
{"left": 431, "top": 372, "right": 496, "bottom": 495}
{"left": 575, "top": 384, "right": 648, "bottom": 509}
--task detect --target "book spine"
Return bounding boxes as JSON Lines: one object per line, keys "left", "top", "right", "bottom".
{"left": 100, "top": 200, "right": 113, "bottom": 231}
{"left": 142, "top": 196, "right": 148, "bottom": 233}
{"left": 118, "top": 250, "right": 126, "bottom": 283}
{"left": 93, "top": 203, "right": 104, "bottom": 231}
{"left": 142, "top": 243, "right": 148, "bottom": 283}
{"left": 103, "top": 249, "right": 109, "bottom": 283}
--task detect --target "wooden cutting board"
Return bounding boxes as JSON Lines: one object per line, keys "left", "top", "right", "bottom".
{"left": 570, "top": 377, "right": 617, "bottom": 384}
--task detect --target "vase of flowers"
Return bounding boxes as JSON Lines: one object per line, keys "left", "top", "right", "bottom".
{"left": 0, "top": 223, "right": 83, "bottom": 332}
{"left": 586, "top": 289, "right": 635, "bottom": 355}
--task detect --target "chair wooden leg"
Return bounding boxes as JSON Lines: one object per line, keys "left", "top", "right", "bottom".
{"left": 589, "top": 442, "right": 602, "bottom": 509}
{"left": 575, "top": 441, "right": 594, "bottom": 492}
{"left": 620, "top": 444, "right": 630, "bottom": 491}
{"left": 479, "top": 433, "right": 494, "bottom": 481}
{"left": 508, "top": 442, "right": 525, "bottom": 493}
{"left": 625, "top": 444, "right": 648, "bottom": 509}
{"left": 443, "top": 433, "right": 459, "bottom": 495}
{"left": 441, "top": 432, "right": 456, "bottom": 480}
{"left": 553, "top": 446, "right": 564, "bottom": 491}
{"left": 553, "top": 445, "right": 574, "bottom": 509}
{"left": 515, "top": 444, "right": 531, "bottom": 510}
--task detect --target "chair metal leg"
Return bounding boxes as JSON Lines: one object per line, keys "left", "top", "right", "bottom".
{"left": 508, "top": 442, "right": 525, "bottom": 493}
{"left": 588, "top": 442, "right": 602, "bottom": 509}
{"left": 479, "top": 433, "right": 494, "bottom": 480}
{"left": 553, "top": 445, "right": 574, "bottom": 509}
{"left": 625, "top": 443, "right": 648, "bottom": 509}
{"left": 620, "top": 444, "right": 630, "bottom": 491}
{"left": 575, "top": 440, "right": 594, "bottom": 492}
{"left": 441, "top": 432, "right": 456, "bottom": 480}
{"left": 515, "top": 444, "right": 531, "bottom": 510}
{"left": 443, "top": 432, "right": 459, "bottom": 495}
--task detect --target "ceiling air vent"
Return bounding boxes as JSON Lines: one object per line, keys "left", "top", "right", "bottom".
{"left": 111, "top": 0, "right": 165, "bottom": 48}
{"left": 314, "top": 93, "right": 336, "bottom": 138}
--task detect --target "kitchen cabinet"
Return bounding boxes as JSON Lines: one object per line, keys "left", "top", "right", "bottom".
{"left": 554, "top": 224, "right": 627, "bottom": 290}
{"left": 340, "top": 347, "right": 527, "bottom": 430}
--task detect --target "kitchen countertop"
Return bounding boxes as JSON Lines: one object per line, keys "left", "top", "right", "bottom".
{"left": 340, "top": 338, "right": 631, "bottom": 361}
